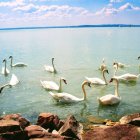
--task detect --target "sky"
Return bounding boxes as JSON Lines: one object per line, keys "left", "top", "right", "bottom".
{"left": 0, "top": 0, "right": 140, "bottom": 28}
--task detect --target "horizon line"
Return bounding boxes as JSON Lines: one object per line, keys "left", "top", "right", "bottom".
{"left": 0, "top": 24, "right": 140, "bottom": 31}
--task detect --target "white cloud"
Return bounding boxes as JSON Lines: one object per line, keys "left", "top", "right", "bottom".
{"left": 95, "top": 3, "right": 140, "bottom": 16}
{"left": 13, "top": 4, "right": 38, "bottom": 12}
{"left": 119, "top": 3, "right": 140, "bottom": 11}
{"left": 110, "top": 0, "right": 123, "bottom": 3}
{"left": 0, "top": 1, "right": 24, "bottom": 7}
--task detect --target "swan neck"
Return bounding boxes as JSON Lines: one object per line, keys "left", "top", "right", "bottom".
{"left": 82, "top": 82, "right": 87, "bottom": 100}
{"left": 10, "top": 58, "right": 13, "bottom": 67}
{"left": 52, "top": 59, "right": 56, "bottom": 72}
{"left": 0, "top": 84, "right": 10, "bottom": 93}
{"left": 114, "top": 80, "right": 119, "bottom": 97}
{"left": 4, "top": 61, "right": 7, "bottom": 73}
{"left": 59, "top": 78, "right": 62, "bottom": 92}
{"left": 103, "top": 71, "right": 107, "bottom": 84}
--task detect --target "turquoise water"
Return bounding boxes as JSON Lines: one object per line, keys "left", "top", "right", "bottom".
{"left": 0, "top": 27, "right": 140, "bottom": 124}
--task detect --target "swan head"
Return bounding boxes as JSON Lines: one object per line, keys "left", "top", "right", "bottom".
{"left": 113, "top": 62, "right": 119, "bottom": 69}
{"left": 83, "top": 80, "right": 91, "bottom": 87}
{"left": 61, "top": 77, "right": 67, "bottom": 84}
{"left": 3, "top": 59, "right": 6, "bottom": 63}
{"left": 9, "top": 56, "right": 13, "bottom": 59}
{"left": 103, "top": 69, "right": 109, "bottom": 74}
{"left": 109, "top": 77, "right": 118, "bottom": 83}
{"left": 138, "top": 56, "right": 140, "bottom": 60}
{"left": 52, "top": 58, "right": 54, "bottom": 62}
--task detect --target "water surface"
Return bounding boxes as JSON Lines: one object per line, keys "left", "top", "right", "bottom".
{"left": 0, "top": 27, "right": 140, "bottom": 123}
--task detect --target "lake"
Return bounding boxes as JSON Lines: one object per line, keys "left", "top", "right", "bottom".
{"left": 0, "top": 27, "right": 140, "bottom": 124}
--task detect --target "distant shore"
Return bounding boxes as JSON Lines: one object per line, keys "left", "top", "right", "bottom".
{"left": 0, "top": 24, "right": 140, "bottom": 31}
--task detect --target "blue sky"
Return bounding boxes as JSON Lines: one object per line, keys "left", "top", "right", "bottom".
{"left": 0, "top": 0, "right": 140, "bottom": 28}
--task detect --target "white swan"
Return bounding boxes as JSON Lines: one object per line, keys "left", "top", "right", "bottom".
{"left": 44, "top": 58, "right": 56, "bottom": 73}
{"left": 1, "top": 59, "right": 10, "bottom": 76}
{"left": 0, "top": 74, "right": 19, "bottom": 93}
{"left": 40, "top": 77, "right": 67, "bottom": 92}
{"left": 113, "top": 62, "right": 129, "bottom": 69}
{"left": 99, "top": 58, "right": 107, "bottom": 71}
{"left": 113, "top": 73, "right": 140, "bottom": 82}
{"left": 85, "top": 69, "right": 109, "bottom": 85}
{"left": 98, "top": 78, "right": 121, "bottom": 105}
{"left": 9, "top": 56, "right": 27, "bottom": 67}
{"left": 49, "top": 81, "right": 91, "bottom": 103}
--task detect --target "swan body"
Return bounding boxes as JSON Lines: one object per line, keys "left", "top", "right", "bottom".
{"left": 1, "top": 59, "right": 10, "bottom": 75}
{"left": 49, "top": 81, "right": 91, "bottom": 103}
{"left": 0, "top": 74, "right": 19, "bottom": 93}
{"left": 40, "top": 77, "right": 67, "bottom": 92}
{"left": 98, "top": 94, "right": 120, "bottom": 105}
{"left": 113, "top": 62, "right": 129, "bottom": 69}
{"left": 99, "top": 58, "right": 107, "bottom": 71}
{"left": 98, "top": 78, "right": 121, "bottom": 105}
{"left": 9, "top": 56, "right": 27, "bottom": 67}
{"left": 85, "top": 69, "right": 109, "bottom": 85}
{"left": 113, "top": 73, "right": 140, "bottom": 81}
{"left": 44, "top": 58, "right": 56, "bottom": 73}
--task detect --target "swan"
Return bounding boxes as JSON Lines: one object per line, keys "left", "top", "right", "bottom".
{"left": 113, "top": 73, "right": 140, "bottom": 82}
{"left": 113, "top": 62, "right": 129, "bottom": 69}
{"left": 0, "top": 74, "right": 19, "bottom": 93}
{"left": 40, "top": 77, "right": 67, "bottom": 92}
{"left": 98, "top": 78, "right": 121, "bottom": 105}
{"left": 99, "top": 58, "right": 107, "bottom": 71}
{"left": 48, "top": 81, "right": 91, "bottom": 103}
{"left": 1, "top": 59, "right": 10, "bottom": 76}
{"left": 44, "top": 58, "right": 56, "bottom": 73}
{"left": 9, "top": 56, "right": 27, "bottom": 67}
{"left": 85, "top": 69, "right": 109, "bottom": 85}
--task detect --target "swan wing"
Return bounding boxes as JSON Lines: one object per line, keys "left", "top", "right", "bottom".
{"left": 13, "top": 62, "right": 27, "bottom": 67}
{"left": 44, "top": 65, "right": 54, "bottom": 72}
{"left": 116, "top": 73, "right": 138, "bottom": 81}
{"left": 9, "top": 74, "right": 19, "bottom": 86}
{"left": 40, "top": 80, "right": 59, "bottom": 90}
{"left": 85, "top": 77, "right": 105, "bottom": 85}
{"left": 99, "top": 94, "right": 120, "bottom": 105}
{"left": 49, "top": 92, "right": 83, "bottom": 103}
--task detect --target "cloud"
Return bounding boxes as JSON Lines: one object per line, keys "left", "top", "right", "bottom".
{"left": 119, "top": 3, "right": 140, "bottom": 11}
{"left": 110, "top": 0, "right": 123, "bottom": 3}
{"left": 13, "top": 4, "right": 38, "bottom": 12}
{"left": 95, "top": 3, "right": 140, "bottom": 16}
{"left": 0, "top": 1, "right": 24, "bottom": 7}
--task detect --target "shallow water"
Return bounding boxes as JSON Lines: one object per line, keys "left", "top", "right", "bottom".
{"left": 0, "top": 27, "right": 140, "bottom": 123}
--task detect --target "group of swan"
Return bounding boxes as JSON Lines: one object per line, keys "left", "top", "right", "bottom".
{"left": 1, "top": 56, "right": 27, "bottom": 76}
{"left": 40, "top": 57, "right": 140, "bottom": 105}
{"left": 47, "top": 77, "right": 120, "bottom": 105}
{"left": 0, "top": 56, "right": 27, "bottom": 93}
{"left": 113, "top": 62, "right": 140, "bottom": 82}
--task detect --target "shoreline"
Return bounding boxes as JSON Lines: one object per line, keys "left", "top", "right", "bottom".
{"left": 0, "top": 24, "right": 140, "bottom": 31}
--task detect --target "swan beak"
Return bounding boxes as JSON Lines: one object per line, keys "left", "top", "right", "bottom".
{"left": 63, "top": 79, "right": 67, "bottom": 84}
{"left": 138, "top": 56, "right": 140, "bottom": 60}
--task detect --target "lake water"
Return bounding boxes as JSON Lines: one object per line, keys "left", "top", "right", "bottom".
{"left": 0, "top": 27, "right": 140, "bottom": 124}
